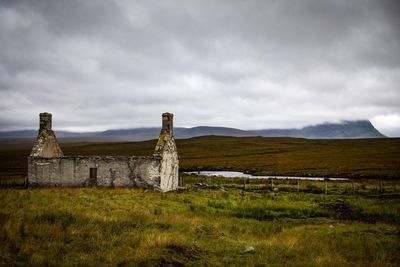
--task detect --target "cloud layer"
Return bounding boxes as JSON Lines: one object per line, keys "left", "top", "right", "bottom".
{"left": 1, "top": 0, "right": 399, "bottom": 136}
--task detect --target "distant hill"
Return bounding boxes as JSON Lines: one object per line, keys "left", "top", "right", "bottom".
{"left": 0, "top": 120, "right": 386, "bottom": 141}
{"left": 250, "top": 120, "right": 386, "bottom": 139}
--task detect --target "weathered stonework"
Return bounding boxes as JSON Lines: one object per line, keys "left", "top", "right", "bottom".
{"left": 154, "top": 113, "right": 179, "bottom": 191}
{"left": 30, "top": 113, "right": 63, "bottom": 158}
{"left": 27, "top": 112, "right": 179, "bottom": 192}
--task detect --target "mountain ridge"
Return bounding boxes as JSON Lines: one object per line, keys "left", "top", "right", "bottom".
{"left": 0, "top": 120, "right": 386, "bottom": 141}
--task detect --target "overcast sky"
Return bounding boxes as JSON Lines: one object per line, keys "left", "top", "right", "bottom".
{"left": 0, "top": 0, "right": 399, "bottom": 136}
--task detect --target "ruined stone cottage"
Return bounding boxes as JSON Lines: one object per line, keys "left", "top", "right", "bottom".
{"left": 28, "top": 112, "right": 179, "bottom": 192}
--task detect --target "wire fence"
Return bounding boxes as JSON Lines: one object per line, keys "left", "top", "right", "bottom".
{"left": 182, "top": 174, "right": 400, "bottom": 195}
{"left": 1, "top": 175, "right": 399, "bottom": 195}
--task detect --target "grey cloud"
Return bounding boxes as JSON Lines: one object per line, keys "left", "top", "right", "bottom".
{"left": 0, "top": 0, "right": 399, "bottom": 136}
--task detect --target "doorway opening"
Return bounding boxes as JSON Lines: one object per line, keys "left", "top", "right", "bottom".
{"left": 89, "top": 168, "right": 97, "bottom": 186}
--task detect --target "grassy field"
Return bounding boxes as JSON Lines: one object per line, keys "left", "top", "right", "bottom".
{"left": 0, "top": 136, "right": 399, "bottom": 266}
{"left": 0, "top": 177, "right": 399, "bottom": 266}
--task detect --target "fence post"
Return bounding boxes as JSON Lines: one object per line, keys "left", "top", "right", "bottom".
{"left": 297, "top": 180, "right": 300, "bottom": 192}
{"left": 352, "top": 181, "right": 355, "bottom": 194}
{"left": 270, "top": 178, "right": 274, "bottom": 190}
{"left": 325, "top": 179, "right": 328, "bottom": 194}
{"left": 243, "top": 177, "right": 246, "bottom": 190}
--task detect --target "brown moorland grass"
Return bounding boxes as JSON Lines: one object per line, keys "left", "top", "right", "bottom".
{"left": 177, "top": 136, "right": 400, "bottom": 179}
{"left": 0, "top": 136, "right": 399, "bottom": 182}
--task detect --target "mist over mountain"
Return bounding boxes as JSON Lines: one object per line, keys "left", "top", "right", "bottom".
{"left": 251, "top": 120, "right": 386, "bottom": 139}
{"left": 0, "top": 120, "right": 386, "bottom": 141}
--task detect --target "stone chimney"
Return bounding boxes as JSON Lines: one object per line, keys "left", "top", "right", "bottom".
{"left": 154, "top": 112, "right": 176, "bottom": 157}
{"left": 161, "top": 112, "right": 173, "bottom": 135}
{"left": 154, "top": 112, "right": 179, "bottom": 191}
{"left": 39, "top": 112, "right": 52, "bottom": 131}
{"left": 30, "top": 112, "right": 63, "bottom": 158}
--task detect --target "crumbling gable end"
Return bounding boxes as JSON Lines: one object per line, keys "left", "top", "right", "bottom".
{"left": 30, "top": 112, "right": 63, "bottom": 158}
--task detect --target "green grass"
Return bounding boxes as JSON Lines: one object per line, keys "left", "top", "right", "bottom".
{"left": 0, "top": 183, "right": 399, "bottom": 266}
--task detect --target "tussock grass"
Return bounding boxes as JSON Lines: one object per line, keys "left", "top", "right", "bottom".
{"left": 0, "top": 187, "right": 399, "bottom": 266}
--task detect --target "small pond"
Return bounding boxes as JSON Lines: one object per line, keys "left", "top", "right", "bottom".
{"left": 184, "top": 171, "right": 349, "bottom": 181}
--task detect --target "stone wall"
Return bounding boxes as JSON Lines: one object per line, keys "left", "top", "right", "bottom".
{"left": 27, "top": 112, "right": 179, "bottom": 192}
{"left": 28, "top": 156, "right": 161, "bottom": 189}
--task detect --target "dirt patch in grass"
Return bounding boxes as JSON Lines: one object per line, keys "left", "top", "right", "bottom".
{"left": 320, "top": 200, "right": 376, "bottom": 223}
{"left": 165, "top": 243, "right": 202, "bottom": 258}
{"left": 140, "top": 243, "right": 203, "bottom": 267}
